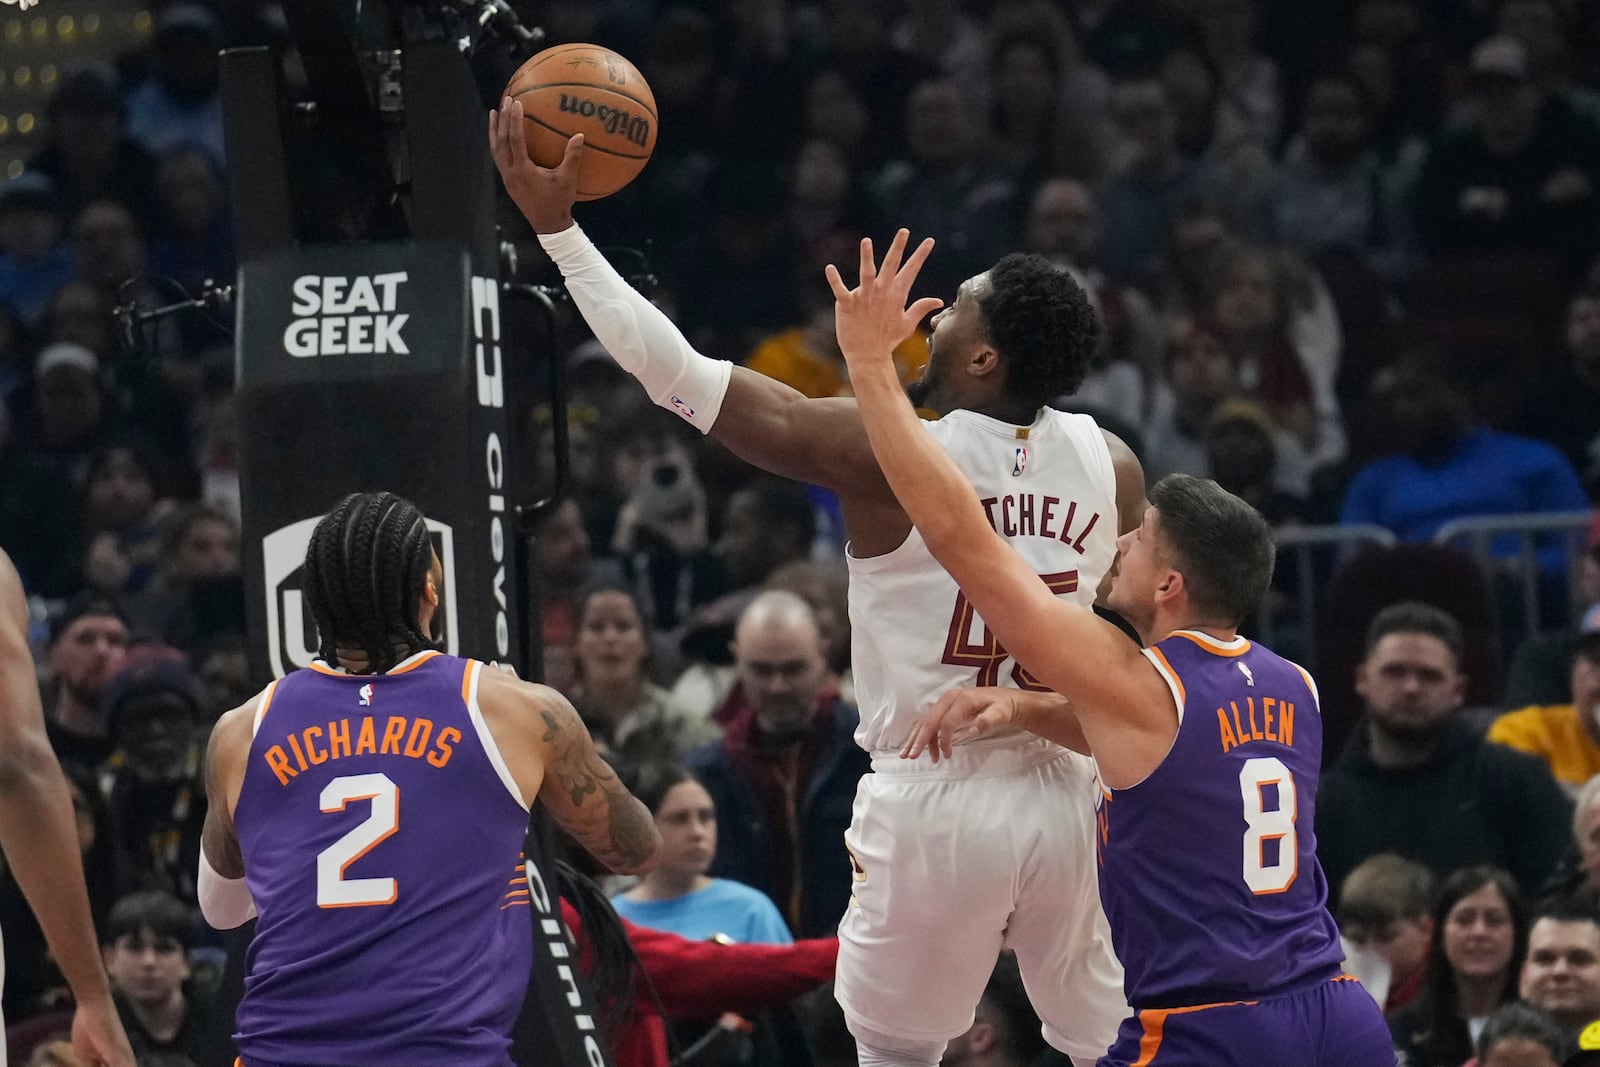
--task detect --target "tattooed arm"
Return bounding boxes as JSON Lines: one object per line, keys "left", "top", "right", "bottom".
{"left": 478, "top": 667, "right": 661, "bottom": 873}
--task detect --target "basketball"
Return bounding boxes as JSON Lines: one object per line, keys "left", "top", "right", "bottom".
{"left": 504, "top": 44, "right": 658, "bottom": 201}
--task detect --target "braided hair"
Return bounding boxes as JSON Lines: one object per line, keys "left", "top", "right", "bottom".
{"left": 302, "top": 492, "right": 437, "bottom": 674}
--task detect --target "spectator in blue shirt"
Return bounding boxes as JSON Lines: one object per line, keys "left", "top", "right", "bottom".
{"left": 612, "top": 763, "right": 793, "bottom": 945}
{"left": 1339, "top": 350, "right": 1588, "bottom": 571}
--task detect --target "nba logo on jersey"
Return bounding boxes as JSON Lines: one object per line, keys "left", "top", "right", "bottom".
{"left": 358, "top": 683, "right": 374, "bottom": 706}
{"left": 1012, "top": 447, "right": 1027, "bottom": 477}
{"left": 669, "top": 395, "right": 695, "bottom": 420}
{"left": 1238, "top": 662, "right": 1255, "bottom": 686}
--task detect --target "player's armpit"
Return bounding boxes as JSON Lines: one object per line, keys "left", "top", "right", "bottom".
{"left": 714, "top": 371, "right": 897, "bottom": 501}
{"left": 200, "top": 705, "right": 254, "bottom": 879}
{"left": 529, "top": 691, "right": 661, "bottom": 874}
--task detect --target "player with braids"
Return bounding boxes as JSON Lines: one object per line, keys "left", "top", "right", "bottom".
{"left": 301, "top": 492, "right": 437, "bottom": 672}
{"left": 495, "top": 119, "right": 1144, "bottom": 1067}
{"left": 198, "top": 490, "right": 661, "bottom": 1065}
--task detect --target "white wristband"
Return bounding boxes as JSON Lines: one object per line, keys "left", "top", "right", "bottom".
{"left": 198, "top": 850, "right": 257, "bottom": 929}
{"left": 538, "top": 224, "right": 731, "bottom": 434}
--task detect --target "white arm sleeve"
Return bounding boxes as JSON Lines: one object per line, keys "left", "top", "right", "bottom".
{"left": 538, "top": 223, "right": 731, "bottom": 434}
{"left": 198, "top": 850, "right": 257, "bottom": 929}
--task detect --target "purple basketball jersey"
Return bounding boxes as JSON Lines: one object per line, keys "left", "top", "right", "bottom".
{"left": 233, "top": 651, "right": 533, "bottom": 1066}
{"left": 1095, "top": 631, "right": 1345, "bottom": 1008}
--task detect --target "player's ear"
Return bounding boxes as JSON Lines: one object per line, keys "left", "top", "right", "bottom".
{"left": 968, "top": 344, "right": 999, "bottom": 379}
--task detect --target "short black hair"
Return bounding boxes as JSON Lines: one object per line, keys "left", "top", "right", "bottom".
{"left": 302, "top": 492, "right": 437, "bottom": 674}
{"left": 48, "top": 593, "right": 129, "bottom": 647}
{"left": 1531, "top": 894, "right": 1600, "bottom": 932}
{"left": 105, "top": 890, "right": 190, "bottom": 950}
{"left": 1148, "top": 474, "right": 1275, "bottom": 625}
{"left": 1363, "top": 602, "right": 1464, "bottom": 665}
{"left": 976, "top": 253, "right": 1099, "bottom": 405}
{"left": 1475, "top": 1002, "right": 1575, "bottom": 1063}
{"left": 624, "top": 762, "right": 702, "bottom": 818}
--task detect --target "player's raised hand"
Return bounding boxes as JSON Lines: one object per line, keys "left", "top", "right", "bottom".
{"left": 826, "top": 230, "right": 944, "bottom": 370}
{"left": 488, "top": 98, "right": 584, "bottom": 234}
{"left": 900, "top": 686, "right": 1022, "bottom": 763}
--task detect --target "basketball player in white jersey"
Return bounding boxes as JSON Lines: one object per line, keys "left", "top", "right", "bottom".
{"left": 491, "top": 111, "right": 1143, "bottom": 1067}
{"left": 0, "top": 550, "right": 134, "bottom": 1067}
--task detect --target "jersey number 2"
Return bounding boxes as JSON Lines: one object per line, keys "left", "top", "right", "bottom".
{"left": 317, "top": 773, "right": 399, "bottom": 908}
{"left": 942, "top": 571, "right": 1078, "bottom": 689}
{"left": 1239, "top": 757, "right": 1297, "bottom": 895}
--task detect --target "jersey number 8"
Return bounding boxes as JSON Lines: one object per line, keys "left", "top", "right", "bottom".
{"left": 1239, "top": 757, "right": 1297, "bottom": 895}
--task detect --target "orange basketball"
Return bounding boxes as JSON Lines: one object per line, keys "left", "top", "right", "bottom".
{"left": 505, "top": 44, "right": 658, "bottom": 201}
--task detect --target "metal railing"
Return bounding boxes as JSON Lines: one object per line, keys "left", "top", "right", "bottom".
{"left": 1431, "top": 510, "right": 1595, "bottom": 639}
{"left": 1256, "top": 523, "right": 1396, "bottom": 655}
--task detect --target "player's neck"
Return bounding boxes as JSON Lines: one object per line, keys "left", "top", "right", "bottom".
{"left": 969, "top": 397, "right": 1039, "bottom": 427}
{"left": 1454, "top": 970, "right": 1509, "bottom": 1021}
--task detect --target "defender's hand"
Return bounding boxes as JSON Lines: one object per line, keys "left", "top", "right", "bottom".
{"left": 488, "top": 98, "right": 583, "bottom": 234}
{"left": 826, "top": 230, "right": 943, "bottom": 370}
{"left": 900, "top": 687, "right": 1022, "bottom": 763}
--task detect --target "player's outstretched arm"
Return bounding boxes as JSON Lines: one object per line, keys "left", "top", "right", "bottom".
{"left": 833, "top": 234, "right": 1170, "bottom": 750}
{"left": 488, "top": 104, "right": 894, "bottom": 500}
{"left": 0, "top": 551, "right": 135, "bottom": 1067}
{"left": 479, "top": 667, "right": 661, "bottom": 873}
{"left": 900, "top": 687, "right": 1088, "bottom": 762}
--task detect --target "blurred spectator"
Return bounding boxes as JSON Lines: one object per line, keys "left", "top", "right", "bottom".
{"left": 1412, "top": 36, "right": 1600, "bottom": 266}
{"left": 532, "top": 498, "right": 625, "bottom": 696}
{"left": 77, "top": 444, "right": 164, "bottom": 599}
{"left": 941, "top": 952, "right": 1043, "bottom": 1067}
{"left": 1022, "top": 178, "right": 1163, "bottom": 418}
{"left": 1097, "top": 76, "right": 1251, "bottom": 285}
{"left": 1271, "top": 69, "right": 1419, "bottom": 282}
{"left": 148, "top": 146, "right": 236, "bottom": 302}
{"left": 982, "top": 27, "right": 1100, "bottom": 189}
{"left": 125, "top": 6, "right": 226, "bottom": 165}
{"left": 1494, "top": 0, "right": 1600, "bottom": 127}
{"left": 1471, "top": 1001, "right": 1576, "bottom": 1066}
{"left": 1542, "top": 774, "right": 1600, "bottom": 911}
{"left": 1516, "top": 280, "right": 1600, "bottom": 495}
{"left": 671, "top": 161, "right": 802, "bottom": 361}
{"left": 19, "top": 342, "right": 115, "bottom": 484}
{"left": 569, "top": 584, "right": 715, "bottom": 764}
{"left": 0, "top": 395, "right": 80, "bottom": 599}
{"left": 1489, "top": 605, "right": 1600, "bottom": 792}
{"left": 42, "top": 282, "right": 116, "bottom": 363}
{"left": 103, "top": 890, "right": 211, "bottom": 1062}
{"left": 125, "top": 504, "right": 241, "bottom": 650}
{"left": 1337, "top": 853, "right": 1436, "bottom": 1015}
{"left": 0, "top": 173, "right": 75, "bottom": 331}
{"left": 1209, "top": 243, "right": 1347, "bottom": 470}
{"left": 42, "top": 595, "right": 129, "bottom": 769}
{"left": 797, "top": 69, "right": 878, "bottom": 170}
{"left": 1194, "top": 0, "right": 1282, "bottom": 156}
{"left": 1142, "top": 316, "right": 1312, "bottom": 500}
{"left": 763, "top": 561, "right": 852, "bottom": 706}
{"left": 871, "top": 78, "right": 1020, "bottom": 303}
{"left": 1519, "top": 898, "right": 1600, "bottom": 1040}
{"left": 889, "top": 0, "right": 986, "bottom": 97}
{"left": 1338, "top": 352, "right": 1588, "bottom": 571}
{"left": 100, "top": 647, "right": 206, "bottom": 904}
{"left": 685, "top": 592, "right": 868, "bottom": 937}
{"left": 1389, "top": 867, "right": 1527, "bottom": 1067}
{"left": 611, "top": 763, "right": 790, "bottom": 943}
{"left": 808, "top": 0, "right": 935, "bottom": 163}
{"left": 28, "top": 63, "right": 160, "bottom": 234}
{"left": 1315, "top": 602, "right": 1571, "bottom": 896}
{"left": 785, "top": 138, "right": 873, "bottom": 281}
{"left": 1204, "top": 399, "right": 1310, "bottom": 523}
{"left": 190, "top": 634, "right": 249, "bottom": 725}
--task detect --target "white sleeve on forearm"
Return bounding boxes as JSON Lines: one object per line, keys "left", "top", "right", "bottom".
{"left": 538, "top": 223, "right": 730, "bottom": 434}
{"left": 198, "top": 850, "right": 257, "bottom": 929}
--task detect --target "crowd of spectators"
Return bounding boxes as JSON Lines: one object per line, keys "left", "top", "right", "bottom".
{"left": 9, "top": 0, "right": 1600, "bottom": 1065}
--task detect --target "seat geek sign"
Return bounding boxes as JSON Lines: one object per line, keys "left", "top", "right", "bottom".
{"left": 237, "top": 243, "right": 463, "bottom": 383}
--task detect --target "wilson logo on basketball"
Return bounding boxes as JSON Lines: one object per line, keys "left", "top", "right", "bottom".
{"left": 556, "top": 94, "right": 651, "bottom": 148}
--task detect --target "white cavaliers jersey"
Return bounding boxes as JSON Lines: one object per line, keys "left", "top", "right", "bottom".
{"left": 847, "top": 407, "right": 1119, "bottom": 755}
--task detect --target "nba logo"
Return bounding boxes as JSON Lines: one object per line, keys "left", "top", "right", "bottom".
{"left": 359, "top": 683, "right": 374, "bottom": 706}
{"left": 1012, "top": 447, "right": 1028, "bottom": 477}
